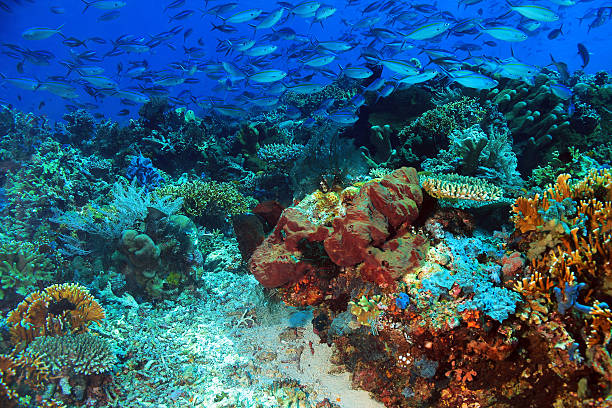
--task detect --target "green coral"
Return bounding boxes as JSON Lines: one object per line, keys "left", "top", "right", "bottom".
{"left": 0, "top": 240, "right": 57, "bottom": 301}
{"left": 529, "top": 147, "right": 601, "bottom": 189}
{"left": 2, "top": 139, "right": 113, "bottom": 241}
{"left": 157, "top": 180, "right": 257, "bottom": 227}
{"left": 397, "top": 97, "right": 486, "bottom": 164}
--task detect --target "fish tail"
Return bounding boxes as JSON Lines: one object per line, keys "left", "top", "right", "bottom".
{"left": 81, "top": 0, "right": 91, "bottom": 13}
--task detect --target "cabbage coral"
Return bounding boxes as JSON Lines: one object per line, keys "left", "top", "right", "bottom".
{"left": 7, "top": 283, "right": 105, "bottom": 344}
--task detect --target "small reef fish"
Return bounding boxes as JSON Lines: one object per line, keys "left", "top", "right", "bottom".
{"left": 479, "top": 25, "right": 528, "bottom": 42}
{"left": 507, "top": 2, "right": 559, "bottom": 22}
{"left": 22, "top": 25, "right": 64, "bottom": 40}
{"left": 577, "top": 43, "right": 590, "bottom": 69}
{"left": 81, "top": 0, "right": 126, "bottom": 13}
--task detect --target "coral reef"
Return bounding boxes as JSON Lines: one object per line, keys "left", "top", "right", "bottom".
{"left": 1, "top": 45, "right": 611, "bottom": 408}
{"left": 1, "top": 284, "right": 114, "bottom": 406}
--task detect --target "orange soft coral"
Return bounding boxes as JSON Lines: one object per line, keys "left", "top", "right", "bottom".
{"left": 7, "top": 283, "right": 105, "bottom": 345}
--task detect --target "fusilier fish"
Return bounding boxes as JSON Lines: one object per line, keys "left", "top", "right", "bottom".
{"left": 22, "top": 25, "right": 64, "bottom": 40}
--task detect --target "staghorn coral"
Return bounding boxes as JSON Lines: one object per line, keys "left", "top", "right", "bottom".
{"left": 7, "top": 283, "right": 105, "bottom": 345}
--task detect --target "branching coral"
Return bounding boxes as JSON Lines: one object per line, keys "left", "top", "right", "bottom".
{"left": 511, "top": 169, "right": 612, "bottom": 346}
{"left": 157, "top": 179, "right": 256, "bottom": 226}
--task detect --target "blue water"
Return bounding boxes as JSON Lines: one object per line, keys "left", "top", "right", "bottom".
{"left": 0, "top": 0, "right": 609, "bottom": 121}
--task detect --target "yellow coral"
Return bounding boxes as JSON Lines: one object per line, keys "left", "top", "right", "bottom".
{"left": 349, "top": 295, "right": 382, "bottom": 327}
{"left": 511, "top": 169, "right": 612, "bottom": 345}
{"left": 421, "top": 174, "right": 503, "bottom": 201}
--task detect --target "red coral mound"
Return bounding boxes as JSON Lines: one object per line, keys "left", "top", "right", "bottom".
{"left": 360, "top": 234, "right": 428, "bottom": 288}
{"left": 249, "top": 167, "right": 423, "bottom": 289}
{"left": 249, "top": 207, "right": 329, "bottom": 288}
{"left": 253, "top": 200, "right": 284, "bottom": 231}
{"left": 324, "top": 167, "right": 423, "bottom": 267}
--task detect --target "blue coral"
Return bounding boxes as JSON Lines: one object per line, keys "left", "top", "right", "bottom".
{"left": 126, "top": 154, "right": 164, "bottom": 190}
{"left": 553, "top": 282, "right": 594, "bottom": 314}
{"left": 396, "top": 292, "right": 410, "bottom": 309}
{"left": 420, "top": 233, "right": 521, "bottom": 323}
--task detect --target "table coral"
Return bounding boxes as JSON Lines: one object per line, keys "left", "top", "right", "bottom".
{"left": 421, "top": 173, "right": 504, "bottom": 202}
{"left": 24, "top": 332, "right": 116, "bottom": 376}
